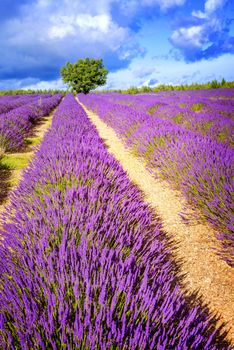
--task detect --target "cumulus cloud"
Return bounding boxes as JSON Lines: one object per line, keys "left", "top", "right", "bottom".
{"left": 205, "top": 0, "right": 227, "bottom": 13}
{"left": 171, "top": 25, "right": 205, "bottom": 49}
{"left": 0, "top": 0, "right": 136, "bottom": 85}
{"left": 0, "top": 0, "right": 188, "bottom": 88}
{"left": 170, "top": 0, "right": 234, "bottom": 61}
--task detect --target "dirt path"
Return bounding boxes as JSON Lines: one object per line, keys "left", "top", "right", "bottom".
{"left": 78, "top": 99, "right": 234, "bottom": 345}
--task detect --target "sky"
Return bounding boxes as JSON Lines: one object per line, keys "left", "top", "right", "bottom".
{"left": 0, "top": 0, "right": 234, "bottom": 90}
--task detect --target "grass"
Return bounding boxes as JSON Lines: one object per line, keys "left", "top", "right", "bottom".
{"left": 0, "top": 113, "right": 54, "bottom": 206}
{"left": 191, "top": 103, "right": 204, "bottom": 112}
{"left": 172, "top": 113, "right": 183, "bottom": 124}
{"left": 148, "top": 104, "right": 162, "bottom": 115}
{"left": 24, "top": 137, "right": 41, "bottom": 146}
{"left": 218, "top": 132, "right": 227, "bottom": 142}
{"left": 1, "top": 153, "right": 32, "bottom": 170}
{"left": 202, "top": 121, "right": 214, "bottom": 132}
{"left": 0, "top": 154, "right": 31, "bottom": 203}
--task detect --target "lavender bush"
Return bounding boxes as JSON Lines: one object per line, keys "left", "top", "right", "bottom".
{"left": 0, "top": 95, "right": 231, "bottom": 349}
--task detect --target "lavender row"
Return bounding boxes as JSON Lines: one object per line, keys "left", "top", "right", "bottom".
{"left": 0, "top": 95, "right": 230, "bottom": 349}
{"left": 78, "top": 93, "right": 234, "bottom": 267}
{"left": 0, "top": 94, "right": 53, "bottom": 115}
{"left": 102, "top": 89, "right": 234, "bottom": 146}
{"left": 0, "top": 94, "right": 33, "bottom": 115}
{"left": 0, "top": 94, "right": 62, "bottom": 152}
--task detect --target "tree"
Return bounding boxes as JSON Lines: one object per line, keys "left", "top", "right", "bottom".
{"left": 60, "top": 58, "right": 108, "bottom": 94}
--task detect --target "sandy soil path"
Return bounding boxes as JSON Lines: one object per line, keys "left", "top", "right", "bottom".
{"left": 78, "top": 99, "right": 234, "bottom": 344}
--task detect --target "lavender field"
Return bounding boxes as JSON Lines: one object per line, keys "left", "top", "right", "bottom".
{"left": 79, "top": 89, "right": 234, "bottom": 267}
{"left": 0, "top": 92, "right": 233, "bottom": 349}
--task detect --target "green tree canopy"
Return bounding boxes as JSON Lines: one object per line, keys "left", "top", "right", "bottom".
{"left": 60, "top": 58, "right": 108, "bottom": 94}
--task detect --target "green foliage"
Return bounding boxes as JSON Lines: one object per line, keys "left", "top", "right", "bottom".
{"left": 60, "top": 58, "right": 108, "bottom": 94}
{"left": 139, "top": 86, "right": 152, "bottom": 93}
{"left": 190, "top": 103, "right": 204, "bottom": 112}
{"left": 172, "top": 113, "right": 183, "bottom": 124}
{"left": 24, "top": 137, "right": 41, "bottom": 146}
{"left": 0, "top": 89, "right": 65, "bottom": 96}
{"left": 100, "top": 79, "right": 234, "bottom": 94}
{"left": 1, "top": 153, "right": 31, "bottom": 170}
{"left": 210, "top": 79, "right": 220, "bottom": 88}
{"left": 148, "top": 104, "right": 162, "bottom": 115}
{"left": 126, "top": 86, "right": 140, "bottom": 94}
{"left": 221, "top": 78, "right": 226, "bottom": 86}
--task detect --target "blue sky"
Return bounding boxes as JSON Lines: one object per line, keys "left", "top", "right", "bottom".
{"left": 0, "top": 0, "right": 233, "bottom": 90}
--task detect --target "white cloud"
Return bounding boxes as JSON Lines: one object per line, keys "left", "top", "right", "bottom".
{"left": 171, "top": 25, "right": 205, "bottom": 48}
{"left": 1, "top": 0, "right": 133, "bottom": 73}
{"left": 104, "top": 53, "right": 234, "bottom": 89}
{"left": 76, "top": 14, "right": 110, "bottom": 32}
{"left": 49, "top": 16, "right": 75, "bottom": 39}
{"left": 23, "top": 78, "right": 66, "bottom": 90}
{"left": 48, "top": 12, "right": 116, "bottom": 40}
{"left": 48, "top": 13, "right": 115, "bottom": 40}
{"left": 170, "top": 0, "right": 229, "bottom": 58}
{"left": 205, "top": 0, "right": 227, "bottom": 13}
{"left": 192, "top": 0, "right": 227, "bottom": 18}
{"left": 118, "top": 0, "right": 186, "bottom": 15}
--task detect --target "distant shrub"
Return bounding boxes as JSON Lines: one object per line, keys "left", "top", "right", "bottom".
{"left": 126, "top": 86, "right": 140, "bottom": 94}
{"left": 0, "top": 89, "right": 66, "bottom": 96}
{"left": 210, "top": 80, "right": 220, "bottom": 89}
{"left": 140, "top": 86, "right": 153, "bottom": 93}
{"left": 100, "top": 79, "right": 234, "bottom": 94}
{"left": 221, "top": 78, "right": 226, "bottom": 86}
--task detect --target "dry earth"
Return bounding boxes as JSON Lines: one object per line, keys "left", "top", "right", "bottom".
{"left": 78, "top": 99, "right": 234, "bottom": 345}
